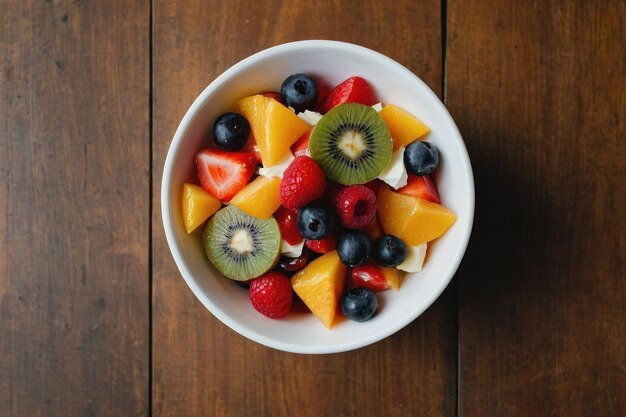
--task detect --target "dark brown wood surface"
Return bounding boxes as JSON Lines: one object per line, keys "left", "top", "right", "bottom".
{"left": 0, "top": 0, "right": 150, "bottom": 416}
{"left": 1, "top": 0, "right": 624, "bottom": 416}
{"left": 447, "top": 0, "right": 626, "bottom": 416}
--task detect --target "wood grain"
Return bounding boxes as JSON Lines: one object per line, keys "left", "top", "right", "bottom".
{"left": 446, "top": 0, "right": 626, "bottom": 415}
{"left": 152, "top": 1, "right": 455, "bottom": 416}
{"left": 0, "top": 1, "right": 150, "bottom": 416}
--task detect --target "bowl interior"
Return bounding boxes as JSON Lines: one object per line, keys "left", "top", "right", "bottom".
{"left": 162, "top": 41, "right": 474, "bottom": 354}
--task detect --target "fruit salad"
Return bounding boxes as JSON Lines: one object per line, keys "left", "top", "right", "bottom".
{"left": 182, "top": 74, "right": 457, "bottom": 328}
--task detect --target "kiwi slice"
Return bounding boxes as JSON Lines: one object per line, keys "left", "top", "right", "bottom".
{"left": 309, "top": 103, "right": 392, "bottom": 185}
{"left": 202, "top": 206, "right": 281, "bottom": 281}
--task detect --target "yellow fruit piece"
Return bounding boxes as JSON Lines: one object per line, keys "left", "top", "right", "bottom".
{"left": 379, "top": 104, "right": 430, "bottom": 150}
{"left": 182, "top": 183, "right": 221, "bottom": 234}
{"left": 381, "top": 266, "right": 401, "bottom": 290}
{"left": 377, "top": 185, "right": 457, "bottom": 245}
{"left": 229, "top": 176, "right": 282, "bottom": 219}
{"left": 291, "top": 251, "right": 347, "bottom": 328}
{"left": 238, "top": 95, "right": 309, "bottom": 166}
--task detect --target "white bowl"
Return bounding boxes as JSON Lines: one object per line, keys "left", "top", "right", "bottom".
{"left": 162, "top": 40, "right": 474, "bottom": 354}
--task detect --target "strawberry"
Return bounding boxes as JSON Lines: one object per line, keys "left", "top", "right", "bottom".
{"left": 280, "top": 156, "right": 326, "bottom": 209}
{"left": 195, "top": 148, "right": 256, "bottom": 201}
{"left": 349, "top": 263, "right": 390, "bottom": 292}
{"left": 291, "top": 128, "right": 312, "bottom": 157}
{"left": 318, "top": 76, "right": 377, "bottom": 114}
{"left": 315, "top": 82, "right": 331, "bottom": 109}
{"left": 397, "top": 174, "right": 441, "bottom": 204}
{"left": 305, "top": 232, "right": 338, "bottom": 254}
{"left": 249, "top": 272, "right": 293, "bottom": 318}
{"left": 274, "top": 206, "right": 302, "bottom": 245}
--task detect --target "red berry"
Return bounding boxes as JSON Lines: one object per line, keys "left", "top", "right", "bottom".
{"left": 315, "top": 82, "right": 331, "bottom": 110}
{"left": 305, "top": 233, "right": 338, "bottom": 254}
{"left": 291, "top": 128, "right": 312, "bottom": 157}
{"left": 249, "top": 272, "right": 293, "bottom": 319}
{"left": 397, "top": 174, "right": 441, "bottom": 204}
{"left": 280, "top": 156, "right": 326, "bottom": 209}
{"left": 318, "top": 76, "right": 377, "bottom": 114}
{"left": 195, "top": 148, "right": 256, "bottom": 201}
{"left": 274, "top": 206, "right": 303, "bottom": 245}
{"left": 333, "top": 185, "right": 377, "bottom": 229}
{"left": 349, "top": 263, "right": 390, "bottom": 292}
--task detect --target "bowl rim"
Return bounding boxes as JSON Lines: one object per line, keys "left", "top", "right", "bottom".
{"left": 161, "top": 40, "right": 475, "bottom": 354}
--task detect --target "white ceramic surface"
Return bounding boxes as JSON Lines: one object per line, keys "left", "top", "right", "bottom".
{"left": 161, "top": 40, "right": 474, "bottom": 354}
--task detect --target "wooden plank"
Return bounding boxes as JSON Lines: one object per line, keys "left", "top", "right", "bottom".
{"left": 152, "top": 1, "right": 455, "bottom": 416}
{"left": 447, "top": 0, "right": 626, "bottom": 415}
{"left": 0, "top": 1, "right": 150, "bottom": 416}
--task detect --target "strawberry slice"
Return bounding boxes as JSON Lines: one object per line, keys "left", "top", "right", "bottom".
{"left": 195, "top": 148, "right": 256, "bottom": 201}
{"left": 349, "top": 263, "right": 390, "bottom": 292}
{"left": 318, "top": 76, "right": 377, "bottom": 114}
{"left": 305, "top": 232, "right": 338, "bottom": 254}
{"left": 290, "top": 128, "right": 312, "bottom": 157}
{"left": 397, "top": 174, "right": 441, "bottom": 204}
{"left": 315, "top": 82, "right": 331, "bottom": 109}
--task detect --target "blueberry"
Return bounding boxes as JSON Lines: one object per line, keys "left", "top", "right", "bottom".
{"left": 373, "top": 235, "right": 407, "bottom": 266}
{"left": 404, "top": 141, "right": 439, "bottom": 176}
{"left": 337, "top": 230, "right": 371, "bottom": 267}
{"left": 340, "top": 288, "right": 378, "bottom": 322}
{"left": 280, "top": 74, "right": 319, "bottom": 113}
{"left": 296, "top": 200, "right": 336, "bottom": 240}
{"left": 213, "top": 112, "right": 250, "bottom": 151}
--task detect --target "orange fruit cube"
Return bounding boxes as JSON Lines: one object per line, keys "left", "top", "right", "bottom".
{"left": 379, "top": 104, "right": 430, "bottom": 150}
{"left": 237, "top": 95, "right": 310, "bottom": 166}
{"left": 182, "top": 183, "right": 221, "bottom": 234}
{"left": 229, "top": 176, "right": 282, "bottom": 219}
{"left": 377, "top": 185, "right": 456, "bottom": 245}
{"left": 291, "top": 251, "right": 347, "bottom": 328}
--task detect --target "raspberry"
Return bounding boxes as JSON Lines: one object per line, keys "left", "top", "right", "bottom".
{"left": 249, "top": 272, "right": 293, "bottom": 318}
{"left": 334, "top": 185, "right": 377, "bottom": 229}
{"left": 305, "top": 232, "right": 338, "bottom": 254}
{"left": 280, "top": 156, "right": 326, "bottom": 209}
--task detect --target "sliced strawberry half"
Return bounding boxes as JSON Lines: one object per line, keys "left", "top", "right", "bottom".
{"left": 195, "top": 148, "right": 256, "bottom": 201}
{"left": 290, "top": 128, "right": 312, "bottom": 157}
{"left": 397, "top": 174, "right": 441, "bottom": 204}
{"left": 318, "top": 76, "right": 377, "bottom": 114}
{"left": 305, "top": 232, "right": 338, "bottom": 254}
{"left": 349, "top": 263, "right": 390, "bottom": 292}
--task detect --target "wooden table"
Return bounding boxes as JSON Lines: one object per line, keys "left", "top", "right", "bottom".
{"left": 1, "top": 1, "right": 624, "bottom": 416}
